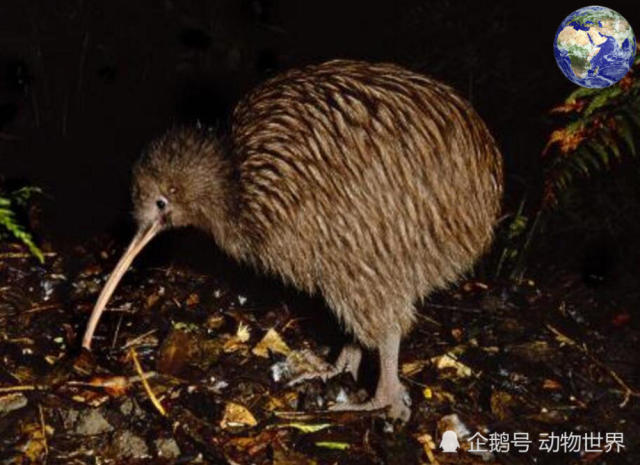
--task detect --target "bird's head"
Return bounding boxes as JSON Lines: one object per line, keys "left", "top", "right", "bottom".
{"left": 82, "top": 127, "right": 231, "bottom": 349}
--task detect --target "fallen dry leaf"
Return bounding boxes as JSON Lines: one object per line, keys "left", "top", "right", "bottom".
{"left": 66, "top": 390, "right": 110, "bottom": 407}
{"left": 236, "top": 322, "right": 251, "bottom": 342}
{"left": 274, "top": 445, "right": 318, "bottom": 465}
{"left": 276, "top": 349, "right": 332, "bottom": 382}
{"left": 264, "top": 391, "right": 299, "bottom": 411}
{"left": 252, "top": 328, "right": 291, "bottom": 358}
{"left": 146, "top": 292, "right": 160, "bottom": 309}
{"left": 0, "top": 393, "right": 28, "bottom": 414}
{"left": 462, "top": 281, "right": 489, "bottom": 292}
{"left": 220, "top": 402, "right": 257, "bottom": 429}
{"left": 185, "top": 293, "right": 200, "bottom": 306}
{"left": 157, "top": 329, "right": 199, "bottom": 375}
{"left": 19, "top": 421, "right": 53, "bottom": 463}
{"left": 314, "top": 441, "right": 349, "bottom": 450}
{"left": 280, "top": 423, "right": 332, "bottom": 433}
{"left": 401, "top": 360, "right": 427, "bottom": 376}
{"left": 430, "top": 353, "right": 472, "bottom": 378}
{"left": 206, "top": 314, "right": 225, "bottom": 330}
{"left": 224, "top": 430, "right": 285, "bottom": 457}
{"left": 223, "top": 322, "right": 251, "bottom": 353}
{"left": 432, "top": 389, "right": 456, "bottom": 405}
{"left": 542, "top": 379, "right": 563, "bottom": 390}
{"left": 415, "top": 433, "right": 439, "bottom": 465}
{"left": 490, "top": 390, "right": 515, "bottom": 421}
{"left": 88, "top": 376, "right": 130, "bottom": 397}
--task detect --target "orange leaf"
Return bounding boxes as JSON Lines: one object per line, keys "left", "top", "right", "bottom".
{"left": 550, "top": 100, "right": 585, "bottom": 114}
{"left": 88, "top": 376, "right": 130, "bottom": 397}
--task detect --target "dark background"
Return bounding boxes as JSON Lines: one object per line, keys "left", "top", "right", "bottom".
{"left": 0, "top": 0, "right": 638, "bottom": 257}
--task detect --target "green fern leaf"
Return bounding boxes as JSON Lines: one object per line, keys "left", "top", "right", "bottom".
{"left": 600, "top": 131, "right": 621, "bottom": 160}
{"left": 566, "top": 87, "right": 601, "bottom": 104}
{"left": 11, "top": 186, "right": 43, "bottom": 208}
{"left": 625, "top": 108, "right": 640, "bottom": 132}
{"left": 588, "top": 141, "right": 610, "bottom": 167}
{"left": 584, "top": 87, "right": 622, "bottom": 116}
{"left": 0, "top": 194, "right": 44, "bottom": 263}
{"left": 581, "top": 145, "right": 602, "bottom": 171}
{"left": 572, "top": 149, "right": 591, "bottom": 175}
{"left": 615, "top": 115, "right": 636, "bottom": 156}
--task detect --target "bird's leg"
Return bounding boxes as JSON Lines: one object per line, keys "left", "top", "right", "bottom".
{"left": 287, "top": 343, "right": 362, "bottom": 386}
{"left": 330, "top": 329, "right": 411, "bottom": 422}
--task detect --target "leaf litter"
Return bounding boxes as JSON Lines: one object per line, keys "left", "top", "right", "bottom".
{"left": 0, "top": 238, "right": 639, "bottom": 464}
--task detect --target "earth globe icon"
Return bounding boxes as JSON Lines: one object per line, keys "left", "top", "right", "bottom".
{"left": 554, "top": 6, "right": 636, "bottom": 88}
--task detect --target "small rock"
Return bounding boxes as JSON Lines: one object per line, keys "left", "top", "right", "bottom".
{"left": 119, "top": 398, "right": 134, "bottom": 415}
{"left": 59, "top": 409, "right": 79, "bottom": 429}
{"left": 270, "top": 361, "right": 290, "bottom": 382}
{"left": 75, "top": 409, "right": 113, "bottom": 435}
{"left": 118, "top": 398, "right": 146, "bottom": 418}
{"left": 0, "top": 393, "right": 28, "bottom": 415}
{"left": 112, "top": 430, "right": 149, "bottom": 459}
{"left": 155, "top": 437, "right": 181, "bottom": 459}
{"left": 335, "top": 388, "right": 349, "bottom": 404}
{"left": 506, "top": 340, "right": 555, "bottom": 363}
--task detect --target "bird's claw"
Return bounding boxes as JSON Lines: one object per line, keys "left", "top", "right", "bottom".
{"left": 330, "top": 386, "right": 412, "bottom": 422}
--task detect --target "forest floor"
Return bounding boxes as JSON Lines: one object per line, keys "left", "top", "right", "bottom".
{"left": 0, "top": 238, "right": 639, "bottom": 465}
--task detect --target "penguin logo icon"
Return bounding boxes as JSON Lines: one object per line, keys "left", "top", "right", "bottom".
{"left": 439, "top": 430, "right": 460, "bottom": 453}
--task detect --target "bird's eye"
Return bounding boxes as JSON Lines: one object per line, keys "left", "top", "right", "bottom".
{"left": 156, "top": 198, "right": 167, "bottom": 210}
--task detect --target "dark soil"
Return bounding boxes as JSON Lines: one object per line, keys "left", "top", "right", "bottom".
{"left": 0, "top": 235, "right": 638, "bottom": 465}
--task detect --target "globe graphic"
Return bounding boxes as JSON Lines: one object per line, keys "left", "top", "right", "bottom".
{"left": 554, "top": 6, "right": 636, "bottom": 88}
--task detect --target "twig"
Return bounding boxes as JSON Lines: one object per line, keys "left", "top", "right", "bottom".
{"left": 24, "top": 304, "right": 60, "bottom": 314}
{"left": 111, "top": 314, "right": 124, "bottom": 349}
{"left": 274, "top": 408, "right": 385, "bottom": 422}
{"left": 546, "top": 324, "right": 640, "bottom": 407}
{"left": 416, "top": 313, "right": 442, "bottom": 327}
{"left": 38, "top": 404, "right": 49, "bottom": 461}
{"left": 416, "top": 433, "right": 440, "bottom": 465}
{"left": 129, "top": 347, "right": 166, "bottom": 416}
{"left": 66, "top": 372, "right": 157, "bottom": 388}
{"left": 0, "top": 385, "right": 39, "bottom": 393}
{"left": 400, "top": 374, "right": 431, "bottom": 388}
{"left": 121, "top": 329, "right": 157, "bottom": 350}
{"left": 0, "top": 252, "right": 57, "bottom": 260}
{"left": 281, "top": 316, "right": 307, "bottom": 332}
{"left": 424, "top": 303, "right": 481, "bottom": 313}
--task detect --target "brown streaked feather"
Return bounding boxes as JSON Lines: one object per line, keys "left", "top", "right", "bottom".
{"left": 221, "top": 59, "right": 503, "bottom": 347}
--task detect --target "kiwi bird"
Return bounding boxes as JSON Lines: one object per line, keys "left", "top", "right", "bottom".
{"left": 82, "top": 59, "right": 503, "bottom": 421}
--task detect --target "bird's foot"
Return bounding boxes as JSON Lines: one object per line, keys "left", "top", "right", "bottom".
{"left": 287, "top": 343, "right": 362, "bottom": 386}
{"left": 330, "top": 384, "right": 412, "bottom": 422}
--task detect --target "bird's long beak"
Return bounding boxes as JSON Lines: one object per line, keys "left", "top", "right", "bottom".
{"left": 81, "top": 219, "right": 162, "bottom": 350}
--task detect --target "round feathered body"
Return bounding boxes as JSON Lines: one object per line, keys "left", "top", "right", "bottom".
{"left": 218, "top": 60, "right": 503, "bottom": 347}
{"left": 83, "top": 59, "right": 503, "bottom": 419}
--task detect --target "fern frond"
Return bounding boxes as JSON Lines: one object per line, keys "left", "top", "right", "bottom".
{"left": 10, "top": 186, "right": 43, "bottom": 208}
{"left": 542, "top": 44, "right": 640, "bottom": 209}
{"left": 565, "top": 86, "right": 601, "bottom": 104}
{"left": 583, "top": 87, "right": 622, "bottom": 116}
{"left": 0, "top": 190, "right": 44, "bottom": 263}
{"left": 615, "top": 115, "right": 636, "bottom": 156}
